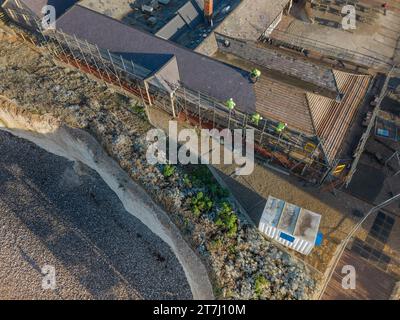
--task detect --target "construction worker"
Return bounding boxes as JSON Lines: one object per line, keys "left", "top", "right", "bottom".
{"left": 276, "top": 122, "right": 287, "bottom": 133}
{"left": 251, "top": 113, "right": 263, "bottom": 126}
{"left": 250, "top": 68, "right": 261, "bottom": 83}
{"left": 225, "top": 98, "right": 236, "bottom": 111}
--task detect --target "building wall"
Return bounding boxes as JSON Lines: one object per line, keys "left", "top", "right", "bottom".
{"left": 148, "top": 56, "right": 181, "bottom": 93}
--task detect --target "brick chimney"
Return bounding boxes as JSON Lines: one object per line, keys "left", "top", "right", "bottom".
{"left": 204, "top": 0, "right": 213, "bottom": 24}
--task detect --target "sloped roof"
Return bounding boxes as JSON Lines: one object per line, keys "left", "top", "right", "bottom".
{"left": 307, "top": 70, "right": 371, "bottom": 162}
{"left": 156, "top": 14, "right": 187, "bottom": 40}
{"left": 216, "top": 34, "right": 340, "bottom": 99}
{"left": 56, "top": 5, "right": 256, "bottom": 108}
{"left": 253, "top": 69, "right": 371, "bottom": 163}
{"left": 178, "top": 1, "right": 201, "bottom": 27}
{"left": 17, "top": 0, "right": 78, "bottom": 18}
{"left": 254, "top": 75, "right": 315, "bottom": 135}
{"left": 53, "top": 4, "right": 370, "bottom": 164}
{"left": 156, "top": 1, "right": 203, "bottom": 41}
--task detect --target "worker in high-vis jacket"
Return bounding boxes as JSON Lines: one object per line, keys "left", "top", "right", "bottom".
{"left": 276, "top": 122, "right": 287, "bottom": 133}
{"left": 225, "top": 98, "right": 236, "bottom": 111}
{"left": 250, "top": 68, "right": 261, "bottom": 83}
{"left": 251, "top": 113, "right": 263, "bottom": 125}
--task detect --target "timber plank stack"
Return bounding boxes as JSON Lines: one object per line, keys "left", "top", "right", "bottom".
{"left": 307, "top": 70, "right": 371, "bottom": 162}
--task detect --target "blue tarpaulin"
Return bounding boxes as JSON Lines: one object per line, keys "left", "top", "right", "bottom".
{"left": 315, "top": 232, "right": 323, "bottom": 246}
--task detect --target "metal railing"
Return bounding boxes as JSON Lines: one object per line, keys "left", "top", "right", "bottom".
{"left": 4, "top": 9, "right": 336, "bottom": 181}
{"left": 263, "top": 28, "right": 392, "bottom": 71}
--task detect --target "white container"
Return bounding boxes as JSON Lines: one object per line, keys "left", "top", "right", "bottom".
{"left": 258, "top": 196, "right": 321, "bottom": 255}
{"left": 142, "top": 5, "right": 154, "bottom": 14}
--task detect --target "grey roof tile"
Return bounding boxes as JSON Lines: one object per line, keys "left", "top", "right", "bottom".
{"left": 21, "top": 0, "right": 78, "bottom": 18}
{"left": 55, "top": 5, "right": 256, "bottom": 108}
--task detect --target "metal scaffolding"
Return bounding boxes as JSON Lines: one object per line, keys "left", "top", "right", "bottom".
{"left": 5, "top": 9, "right": 335, "bottom": 183}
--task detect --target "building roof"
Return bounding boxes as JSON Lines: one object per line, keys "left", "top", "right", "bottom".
{"left": 17, "top": 0, "right": 78, "bottom": 18}
{"left": 215, "top": 0, "right": 289, "bottom": 40}
{"left": 254, "top": 75, "right": 315, "bottom": 135}
{"left": 216, "top": 34, "right": 340, "bottom": 99}
{"left": 307, "top": 70, "right": 371, "bottom": 162}
{"left": 53, "top": 4, "right": 371, "bottom": 163}
{"left": 196, "top": 0, "right": 290, "bottom": 55}
{"left": 156, "top": 0, "right": 203, "bottom": 41}
{"left": 55, "top": 4, "right": 256, "bottom": 109}
{"left": 254, "top": 70, "right": 371, "bottom": 162}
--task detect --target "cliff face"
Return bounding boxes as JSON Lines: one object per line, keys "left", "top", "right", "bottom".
{"left": 0, "top": 127, "right": 195, "bottom": 300}
{"left": 0, "top": 24, "right": 319, "bottom": 299}
{"left": 0, "top": 97, "right": 213, "bottom": 300}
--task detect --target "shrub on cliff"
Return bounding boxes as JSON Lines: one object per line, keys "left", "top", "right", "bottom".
{"left": 215, "top": 202, "right": 238, "bottom": 237}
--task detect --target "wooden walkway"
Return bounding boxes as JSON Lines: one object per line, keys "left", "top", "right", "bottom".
{"left": 322, "top": 248, "right": 397, "bottom": 300}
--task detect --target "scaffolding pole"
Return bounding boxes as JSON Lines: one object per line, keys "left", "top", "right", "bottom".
{"left": 74, "top": 34, "right": 93, "bottom": 77}
{"left": 95, "top": 44, "right": 112, "bottom": 82}
{"left": 60, "top": 31, "right": 81, "bottom": 72}
{"left": 85, "top": 39, "right": 104, "bottom": 82}
{"left": 107, "top": 49, "right": 123, "bottom": 90}
{"left": 17, "top": 25, "right": 334, "bottom": 182}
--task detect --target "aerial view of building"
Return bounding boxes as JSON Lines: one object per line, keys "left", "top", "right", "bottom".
{"left": 0, "top": 0, "right": 399, "bottom": 306}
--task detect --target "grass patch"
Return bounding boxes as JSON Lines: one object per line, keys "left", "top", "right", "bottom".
{"left": 191, "top": 192, "right": 213, "bottom": 217}
{"left": 215, "top": 202, "right": 238, "bottom": 237}
{"left": 186, "top": 165, "right": 229, "bottom": 202}
{"left": 129, "top": 101, "right": 146, "bottom": 118}
{"left": 254, "top": 274, "right": 270, "bottom": 298}
{"left": 163, "top": 164, "right": 175, "bottom": 178}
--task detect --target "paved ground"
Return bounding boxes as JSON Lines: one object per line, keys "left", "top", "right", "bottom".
{"left": 0, "top": 130, "right": 192, "bottom": 300}
{"left": 211, "top": 161, "right": 374, "bottom": 272}
{"left": 273, "top": 1, "right": 400, "bottom": 68}
{"left": 322, "top": 248, "right": 397, "bottom": 300}
{"left": 321, "top": 88, "right": 400, "bottom": 299}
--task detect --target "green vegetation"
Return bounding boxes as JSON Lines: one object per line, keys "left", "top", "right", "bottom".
{"left": 208, "top": 237, "right": 223, "bottom": 252}
{"left": 183, "top": 165, "right": 238, "bottom": 237}
{"left": 188, "top": 166, "right": 229, "bottom": 201}
{"left": 191, "top": 192, "right": 213, "bottom": 217}
{"left": 215, "top": 202, "right": 238, "bottom": 237}
{"left": 227, "top": 243, "right": 237, "bottom": 255}
{"left": 162, "top": 164, "right": 175, "bottom": 178}
{"left": 254, "top": 274, "right": 270, "bottom": 298}
{"left": 183, "top": 174, "right": 191, "bottom": 187}
{"left": 130, "top": 101, "right": 146, "bottom": 118}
